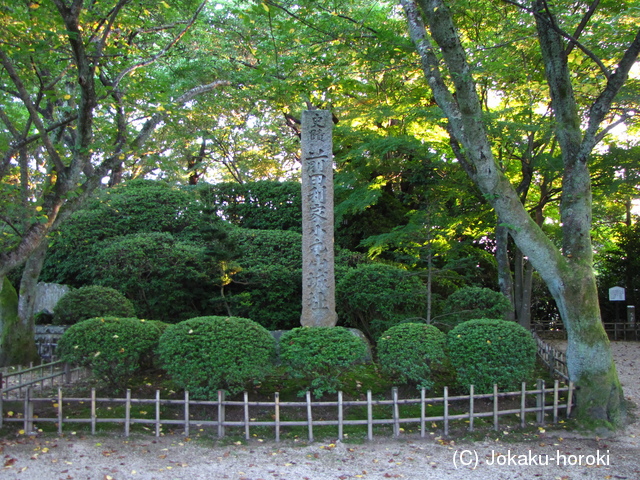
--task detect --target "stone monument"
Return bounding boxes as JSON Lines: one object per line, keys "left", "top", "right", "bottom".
{"left": 300, "top": 109, "right": 338, "bottom": 327}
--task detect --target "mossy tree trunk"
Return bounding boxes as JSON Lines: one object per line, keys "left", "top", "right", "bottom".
{"left": 553, "top": 265, "right": 624, "bottom": 428}
{"left": 0, "top": 276, "right": 39, "bottom": 367}
{"left": 400, "top": 0, "right": 640, "bottom": 429}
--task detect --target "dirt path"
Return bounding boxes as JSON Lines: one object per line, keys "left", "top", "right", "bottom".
{"left": 2, "top": 341, "right": 640, "bottom": 480}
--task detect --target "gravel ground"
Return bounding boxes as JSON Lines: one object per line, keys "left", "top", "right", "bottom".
{"left": 2, "top": 341, "right": 640, "bottom": 480}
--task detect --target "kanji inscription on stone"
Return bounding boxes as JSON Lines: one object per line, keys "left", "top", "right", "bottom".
{"left": 300, "top": 110, "right": 337, "bottom": 327}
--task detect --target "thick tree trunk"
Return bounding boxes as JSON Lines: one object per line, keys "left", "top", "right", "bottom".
{"left": 400, "top": 0, "right": 636, "bottom": 429}
{"left": 0, "top": 276, "right": 39, "bottom": 367}
{"left": 15, "top": 242, "right": 50, "bottom": 361}
{"left": 553, "top": 265, "right": 625, "bottom": 428}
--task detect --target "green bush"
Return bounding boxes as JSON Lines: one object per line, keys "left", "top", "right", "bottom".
{"left": 56, "top": 317, "right": 163, "bottom": 390}
{"left": 197, "top": 180, "right": 302, "bottom": 232}
{"left": 40, "top": 180, "right": 234, "bottom": 323}
{"left": 446, "top": 318, "right": 537, "bottom": 393}
{"left": 90, "top": 232, "right": 218, "bottom": 322}
{"left": 377, "top": 323, "right": 447, "bottom": 390}
{"left": 222, "top": 229, "right": 303, "bottom": 330}
{"left": 53, "top": 286, "right": 136, "bottom": 325}
{"left": 279, "top": 327, "right": 369, "bottom": 397}
{"left": 336, "top": 263, "right": 428, "bottom": 340}
{"left": 157, "top": 316, "right": 276, "bottom": 398}
{"left": 440, "top": 286, "right": 510, "bottom": 330}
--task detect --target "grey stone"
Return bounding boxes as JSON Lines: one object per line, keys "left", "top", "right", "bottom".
{"left": 300, "top": 110, "right": 338, "bottom": 327}
{"left": 34, "top": 282, "right": 70, "bottom": 315}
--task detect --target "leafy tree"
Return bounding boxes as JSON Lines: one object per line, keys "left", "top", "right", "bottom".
{"left": 399, "top": 0, "right": 640, "bottom": 427}
{"left": 197, "top": 180, "right": 302, "bottom": 232}
{"left": 0, "top": 0, "right": 229, "bottom": 365}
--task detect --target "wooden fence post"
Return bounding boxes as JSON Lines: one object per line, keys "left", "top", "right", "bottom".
{"left": 338, "top": 391, "right": 344, "bottom": 441}
{"left": 443, "top": 386, "right": 449, "bottom": 437}
{"left": 125, "top": 389, "right": 131, "bottom": 437}
{"left": 367, "top": 390, "right": 373, "bottom": 441}
{"left": 493, "top": 384, "right": 499, "bottom": 431}
{"left": 24, "top": 387, "right": 33, "bottom": 434}
{"left": 217, "top": 390, "right": 225, "bottom": 438}
{"left": 57, "top": 388, "right": 63, "bottom": 435}
{"left": 392, "top": 387, "right": 400, "bottom": 438}
{"left": 306, "top": 391, "right": 313, "bottom": 443}
{"left": 243, "top": 391, "right": 250, "bottom": 440}
{"left": 91, "top": 388, "right": 96, "bottom": 435}
{"left": 420, "top": 388, "right": 426, "bottom": 438}
{"left": 469, "top": 385, "right": 474, "bottom": 432}
{"left": 536, "top": 380, "right": 545, "bottom": 425}
{"left": 184, "top": 390, "right": 190, "bottom": 437}
{"left": 553, "top": 380, "right": 559, "bottom": 423}
{"left": 274, "top": 392, "right": 280, "bottom": 442}
{"left": 155, "top": 390, "right": 161, "bottom": 437}
{"left": 520, "top": 382, "right": 526, "bottom": 428}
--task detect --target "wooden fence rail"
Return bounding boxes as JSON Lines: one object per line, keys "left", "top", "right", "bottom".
{"left": 2, "top": 381, "right": 574, "bottom": 441}
{"left": 1, "top": 361, "right": 87, "bottom": 399}
{"left": 532, "top": 332, "right": 569, "bottom": 381}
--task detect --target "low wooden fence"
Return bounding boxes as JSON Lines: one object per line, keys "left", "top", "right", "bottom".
{"left": 2, "top": 381, "right": 574, "bottom": 441}
{"left": 533, "top": 332, "right": 569, "bottom": 381}
{"left": 1, "top": 360, "right": 87, "bottom": 400}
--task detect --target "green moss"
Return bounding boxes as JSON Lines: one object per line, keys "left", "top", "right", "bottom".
{"left": 572, "top": 364, "right": 626, "bottom": 432}
{"left": 0, "top": 277, "right": 39, "bottom": 366}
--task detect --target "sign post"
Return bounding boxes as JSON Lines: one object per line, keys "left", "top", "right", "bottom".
{"left": 608, "top": 286, "right": 626, "bottom": 339}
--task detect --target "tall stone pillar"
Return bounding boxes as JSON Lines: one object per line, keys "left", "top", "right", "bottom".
{"left": 300, "top": 110, "right": 338, "bottom": 327}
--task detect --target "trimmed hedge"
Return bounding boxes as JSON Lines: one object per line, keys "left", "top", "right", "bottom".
{"left": 53, "top": 286, "right": 136, "bottom": 325}
{"left": 56, "top": 317, "right": 163, "bottom": 390}
{"left": 447, "top": 318, "right": 537, "bottom": 393}
{"left": 157, "top": 316, "right": 276, "bottom": 398}
{"left": 336, "top": 263, "right": 428, "bottom": 341}
{"left": 279, "top": 327, "right": 369, "bottom": 397}
{"left": 377, "top": 323, "right": 447, "bottom": 390}
{"left": 441, "top": 287, "right": 510, "bottom": 330}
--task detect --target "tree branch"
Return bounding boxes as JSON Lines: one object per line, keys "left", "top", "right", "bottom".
{"left": 582, "top": 28, "right": 640, "bottom": 156}
{"left": 113, "top": 1, "right": 206, "bottom": 87}
{"left": 0, "top": 49, "right": 66, "bottom": 173}
{"left": 501, "top": 0, "right": 611, "bottom": 78}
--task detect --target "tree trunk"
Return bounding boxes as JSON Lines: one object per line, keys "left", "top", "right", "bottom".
{"left": 17, "top": 242, "right": 50, "bottom": 358}
{"left": 553, "top": 264, "right": 625, "bottom": 429}
{"left": 0, "top": 276, "right": 39, "bottom": 367}
{"left": 496, "top": 222, "right": 516, "bottom": 322}
{"left": 400, "top": 0, "right": 635, "bottom": 429}
{"left": 514, "top": 249, "right": 533, "bottom": 330}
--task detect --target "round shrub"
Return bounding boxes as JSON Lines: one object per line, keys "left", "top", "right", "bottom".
{"left": 53, "top": 286, "right": 136, "bottom": 325}
{"left": 441, "top": 287, "right": 510, "bottom": 330}
{"left": 157, "top": 316, "right": 276, "bottom": 398}
{"left": 336, "top": 263, "right": 428, "bottom": 341}
{"left": 447, "top": 318, "right": 537, "bottom": 393}
{"left": 279, "top": 327, "right": 369, "bottom": 397}
{"left": 377, "top": 323, "right": 447, "bottom": 390}
{"left": 56, "top": 317, "right": 163, "bottom": 390}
